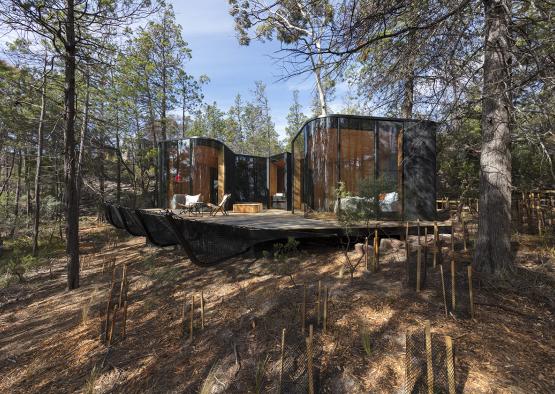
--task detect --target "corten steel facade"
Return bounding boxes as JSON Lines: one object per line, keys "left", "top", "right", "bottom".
{"left": 158, "top": 137, "right": 292, "bottom": 210}
{"left": 291, "top": 115, "right": 437, "bottom": 220}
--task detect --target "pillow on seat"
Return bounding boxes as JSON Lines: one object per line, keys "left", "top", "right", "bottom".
{"left": 185, "top": 194, "right": 201, "bottom": 205}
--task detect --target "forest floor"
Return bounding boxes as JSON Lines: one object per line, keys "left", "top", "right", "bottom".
{"left": 0, "top": 216, "right": 554, "bottom": 393}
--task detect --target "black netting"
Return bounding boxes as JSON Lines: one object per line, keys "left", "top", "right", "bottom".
{"left": 441, "top": 261, "right": 471, "bottom": 319}
{"left": 166, "top": 214, "right": 258, "bottom": 265}
{"left": 405, "top": 329, "right": 453, "bottom": 393}
{"left": 265, "top": 332, "right": 322, "bottom": 394}
{"left": 135, "top": 209, "right": 178, "bottom": 247}
{"left": 105, "top": 204, "right": 332, "bottom": 266}
{"left": 118, "top": 207, "right": 146, "bottom": 236}
{"left": 405, "top": 247, "right": 428, "bottom": 290}
{"left": 105, "top": 203, "right": 126, "bottom": 229}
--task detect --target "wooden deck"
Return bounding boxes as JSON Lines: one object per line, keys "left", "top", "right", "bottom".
{"left": 164, "top": 209, "right": 452, "bottom": 236}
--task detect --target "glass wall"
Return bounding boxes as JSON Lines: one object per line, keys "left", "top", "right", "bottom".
{"left": 292, "top": 115, "right": 434, "bottom": 219}
{"left": 233, "top": 155, "right": 267, "bottom": 203}
{"left": 270, "top": 153, "right": 291, "bottom": 210}
{"left": 159, "top": 138, "right": 225, "bottom": 208}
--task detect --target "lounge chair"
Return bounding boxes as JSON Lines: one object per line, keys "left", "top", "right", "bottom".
{"left": 176, "top": 194, "right": 202, "bottom": 215}
{"left": 206, "top": 194, "right": 231, "bottom": 216}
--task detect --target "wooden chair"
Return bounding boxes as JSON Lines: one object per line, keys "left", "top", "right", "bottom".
{"left": 207, "top": 194, "right": 231, "bottom": 216}
{"left": 176, "top": 194, "right": 202, "bottom": 216}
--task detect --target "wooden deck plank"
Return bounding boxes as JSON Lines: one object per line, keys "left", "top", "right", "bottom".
{"left": 161, "top": 209, "right": 452, "bottom": 233}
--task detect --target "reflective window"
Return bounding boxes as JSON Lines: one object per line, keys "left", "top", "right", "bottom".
{"left": 305, "top": 117, "right": 338, "bottom": 211}
{"left": 339, "top": 118, "right": 375, "bottom": 196}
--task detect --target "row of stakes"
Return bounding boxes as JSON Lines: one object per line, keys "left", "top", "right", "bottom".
{"left": 95, "top": 221, "right": 472, "bottom": 390}
{"left": 179, "top": 282, "right": 330, "bottom": 394}
{"left": 103, "top": 263, "right": 129, "bottom": 345}
{"left": 406, "top": 220, "right": 475, "bottom": 319}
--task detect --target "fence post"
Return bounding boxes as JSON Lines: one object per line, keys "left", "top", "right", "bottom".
{"left": 445, "top": 336, "right": 456, "bottom": 394}
{"left": 364, "top": 236, "right": 369, "bottom": 271}
{"left": 201, "top": 290, "right": 205, "bottom": 330}
{"left": 190, "top": 294, "right": 195, "bottom": 341}
{"left": 416, "top": 245, "right": 422, "bottom": 293}
{"left": 467, "top": 265, "right": 475, "bottom": 319}
{"left": 307, "top": 324, "right": 314, "bottom": 394}
{"left": 279, "top": 328, "right": 285, "bottom": 394}
{"left": 433, "top": 221, "right": 439, "bottom": 268}
{"left": 316, "top": 280, "right": 321, "bottom": 327}
{"left": 323, "top": 287, "right": 328, "bottom": 334}
{"left": 451, "top": 258, "right": 456, "bottom": 312}
{"left": 425, "top": 320, "right": 434, "bottom": 394}
{"left": 440, "top": 265, "right": 448, "bottom": 317}
{"left": 104, "top": 266, "right": 117, "bottom": 341}
{"left": 301, "top": 284, "right": 306, "bottom": 335}
{"left": 405, "top": 222, "right": 410, "bottom": 260}
{"left": 373, "top": 226, "right": 379, "bottom": 272}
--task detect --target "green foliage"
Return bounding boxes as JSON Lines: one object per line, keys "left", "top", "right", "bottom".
{"left": 272, "top": 237, "right": 300, "bottom": 261}
{"left": 361, "top": 329, "right": 372, "bottom": 357}
{"left": 0, "top": 237, "right": 58, "bottom": 283}
{"left": 264, "top": 237, "right": 301, "bottom": 285}
{"left": 285, "top": 90, "right": 308, "bottom": 149}
{"left": 253, "top": 354, "right": 270, "bottom": 394}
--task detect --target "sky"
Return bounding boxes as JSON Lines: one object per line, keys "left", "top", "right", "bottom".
{"left": 171, "top": 0, "right": 335, "bottom": 139}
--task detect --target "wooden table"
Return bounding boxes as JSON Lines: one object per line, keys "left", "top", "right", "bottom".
{"left": 233, "top": 203, "right": 263, "bottom": 213}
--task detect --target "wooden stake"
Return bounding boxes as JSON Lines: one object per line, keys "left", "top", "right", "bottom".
{"left": 323, "top": 287, "right": 328, "bottom": 334}
{"left": 425, "top": 320, "right": 434, "bottom": 394}
{"left": 462, "top": 219, "right": 467, "bottom": 251}
{"left": 307, "top": 326, "right": 314, "bottom": 394}
{"left": 301, "top": 284, "right": 306, "bottom": 335}
{"left": 405, "top": 221, "right": 410, "bottom": 260}
{"left": 104, "top": 266, "right": 117, "bottom": 341}
{"left": 181, "top": 301, "right": 187, "bottom": 338}
{"left": 417, "top": 219, "right": 421, "bottom": 246}
{"left": 316, "top": 280, "right": 321, "bottom": 327}
{"left": 118, "top": 263, "right": 127, "bottom": 308}
{"left": 373, "top": 226, "right": 379, "bottom": 272}
{"left": 451, "top": 258, "right": 456, "bottom": 311}
{"left": 279, "top": 328, "right": 286, "bottom": 393}
{"left": 467, "top": 265, "right": 475, "bottom": 319}
{"left": 122, "top": 300, "right": 128, "bottom": 339}
{"left": 416, "top": 245, "right": 422, "bottom": 293}
{"left": 450, "top": 221, "right": 455, "bottom": 253}
{"left": 364, "top": 236, "right": 369, "bottom": 271}
{"left": 108, "top": 305, "right": 118, "bottom": 345}
{"left": 424, "top": 226, "right": 429, "bottom": 266}
{"left": 200, "top": 290, "right": 205, "bottom": 330}
{"left": 190, "top": 294, "right": 194, "bottom": 341}
{"left": 445, "top": 336, "right": 456, "bottom": 394}
{"left": 433, "top": 221, "right": 438, "bottom": 268}
{"left": 440, "top": 265, "right": 448, "bottom": 317}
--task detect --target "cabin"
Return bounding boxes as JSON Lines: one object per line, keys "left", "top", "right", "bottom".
{"left": 157, "top": 114, "right": 436, "bottom": 220}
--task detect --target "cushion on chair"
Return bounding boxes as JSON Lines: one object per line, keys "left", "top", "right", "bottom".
{"left": 185, "top": 194, "right": 201, "bottom": 205}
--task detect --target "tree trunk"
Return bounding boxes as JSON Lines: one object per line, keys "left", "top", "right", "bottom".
{"left": 10, "top": 150, "right": 22, "bottom": 237}
{"left": 32, "top": 53, "right": 48, "bottom": 256}
{"left": 25, "top": 150, "right": 31, "bottom": 219}
{"left": 475, "top": 0, "right": 513, "bottom": 276}
{"left": 76, "top": 70, "right": 90, "bottom": 206}
{"left": 116, "top": 129, "right": 121, "bottom": 204}
{"left": 64, "top": 0, "right": 80, "bottom": 290}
